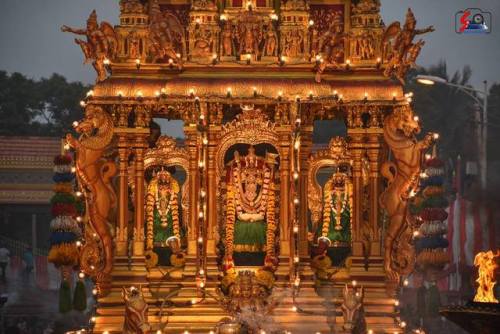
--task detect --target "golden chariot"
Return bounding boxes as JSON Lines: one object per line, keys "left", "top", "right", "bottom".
{"left": 63, "top": 0, "right": 437, "bottom": 333}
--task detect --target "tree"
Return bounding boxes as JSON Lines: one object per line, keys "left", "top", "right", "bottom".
{"left": 406, "top": 61, "right": 477, "bottom": 162}
{"left": 0, "top": 71, "right": 89, "bottom": 137}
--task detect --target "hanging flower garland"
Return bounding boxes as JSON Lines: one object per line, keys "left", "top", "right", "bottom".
{"left": 413, "top": 157, "right": 450, "bottom": 270}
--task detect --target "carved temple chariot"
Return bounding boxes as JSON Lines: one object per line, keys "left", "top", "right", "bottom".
{"left": 62, "top": 0, "right": 436, "bottom": 332}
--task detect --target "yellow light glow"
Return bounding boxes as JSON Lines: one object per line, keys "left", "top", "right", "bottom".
{"left": 417, "top": 78, "right": 435, "bottom": 85}
{"left": 473, "top": 250, "right": 499, "bottom": 303}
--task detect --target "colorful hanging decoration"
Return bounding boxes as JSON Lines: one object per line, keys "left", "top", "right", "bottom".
{"left": 48, "top": 153, "right": 85, "bottom": 313}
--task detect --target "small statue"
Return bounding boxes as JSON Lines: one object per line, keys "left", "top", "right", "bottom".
{"left": 145, "top": 169, "right": 181, "bottom": 267}
{"left": 315, "top": 16, "right": 346, "bottom": 82}
{"left": 263, "top": 25, "right": 278, "bottom": 57}
{"left": 61, "top": 10, "right": 117, "bottom": 83}
{"left": 128, "top": 30, "right": 141, "bottom": 59}
{"left": 284, "top": 29, "right": 303, "bottom": 57}
{"left": 122, "top": 286, "right": 151, "bottom": 334}
{"left": 341, "top": 284, "right": 366, "bottom": 334}
{"left": 320, "top": 171, "right": 351, "bottom": 244}
{"left": 382, "top": 8, "right": 434, "bottom": 83}
{"left": 222, "top": 24, "right": 234, "bottom": 57}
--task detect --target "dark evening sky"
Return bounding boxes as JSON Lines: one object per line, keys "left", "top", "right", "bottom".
{"left": 1, "top": 0, "right": 499, "bottom": 87}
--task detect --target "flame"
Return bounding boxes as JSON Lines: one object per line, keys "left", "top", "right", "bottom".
{"left": 473, "top": 250, "right": 499, "bottom": 303}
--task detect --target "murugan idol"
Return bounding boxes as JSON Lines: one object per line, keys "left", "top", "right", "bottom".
{"left": 225, "top": 146, "right": 278, "bottom": 268}
{"left": 319, "top": 171, "right": 352, "bottom": 246}
{"left": 145, "top": 169, "right": 181, "bottom": 267}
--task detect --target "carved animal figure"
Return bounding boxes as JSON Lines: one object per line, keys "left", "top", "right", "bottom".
{"left": 66, "top": 105, "right": 117, "bottom": 283}
{"left": 380, "top": 106, "right": 434, "bottom": 280}
{"left": 61, "top": 10, "right": 117, "bottom": 82}
{"left": 341, "top": 284, "right": 366, "bottom": 334}
{"left": 123, "top": 286, "right": 151, "bottom": 334}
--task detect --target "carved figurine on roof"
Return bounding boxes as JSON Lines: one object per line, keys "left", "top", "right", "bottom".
{"left": 115, "top": 1, "right": 149, "bottom": 62}
{"left": 189, "top": 0, "right": 219, "bottom": 61}
{"left": 148, "top": 0, "right": 186, "bottom": 66}
{"left": 350, "top": 0, "right": 384, "bottom": 63}
{"left": 382, "top": 8, "right": 434, "bottom": 83}
{"left": 312, "top": 8, "right": 347, "bottom": 82}
{"left": 279, "top": 0, "right": 310, "bottom": 62}
{"left": 61, "top": 10, "right": 117, "bottom": 82}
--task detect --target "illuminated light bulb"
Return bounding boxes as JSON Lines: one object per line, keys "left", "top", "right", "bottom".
{"left": 176, "top": 53, "right": 181, "bottom": 59}
{"left": 278, "top": 90, "right": 283, "bottom": 97}
{"left": 92, "top": 288, "right": 98, "bottom": 295}
{"left": 420, "top": 172, "right": 428, "bottom": 178}
{"left": 346, "top": 59, "right": 351, "bottom": 65}
{"left": 189, "top": 88, "right": 195, "bottom": 97}
{"left": 364, "top": 92, "right": 369, "bottom": 99}
{"left": 220, "top": 14, "right": 227, "bottom": 21}
{"left": 79, "top": 272, "right": 85, "bottom": 279}
{"left": 413, "top": 230, "right": 420, "bottom": 237}
{"left": 199, "top": 269, "right": 205, "bottom": 275}
{"left": 79, "top": 100, "right": 86, "bottom": 107}
{"left": 295, "top": 95, "right": 301, "bottom": 102}
{"left": 292, "top": 306, "right": 298, "bottom": 312}
{"left": 168, "top": 58, "right": 174, "bottom": 65}
{"left": 294, "top": 278, "right": 300, "bottom": 286}
{"left": 408, "top": 92, "right": 414, "bottom": 97}
{"left": 198, "top": 211, "right": 204, "bottom": 218}
{"left": 400, "top": 321, "right": 407, "bottom": 328}
{"left": 71, "top": 167, "right": 77, "bottom": 173}
{"left": 413, "top": 116, "right": 419, "bottom": 122}
{"left": 392, "top": 92, "right": 397, "bottom": 98}
{"left": 198, "top": 236, "right": 203, "bottom": 244}
{"left": 309, "top": 19, "right": 314, "bottom": 27}
{"left": 63, "top": 143, "right": 71, "bottom": 151}
{"left": 226, "top": 87, "right": 232, "bottom": 97}
{"left": 86, "top": 90, "right": 94, "bottom": 97}
{"left": 200, "top": 189, "right": 206, "bottom": 198}
{"left": 403, "top": 279, "right": 409, "bottom": 287}
{"left": 103, "top": 331, "right": 109, "bottom": 334}
{"left": 117, "top": 90, "right": 124, "bottom": 97}
{"left": 280, "top": 55, "right": 285, "bottom": 66}
{"left": 90, "top": 317, "right": 96, "bottom": 323}
{"left": 195, "top": 18, "right": 201, "bottom": 25}
{"left": 425, "top": 153, "right": 432, "bottom": 160}
{"left": 338, "top": 94, "right": 344, "bottom": 101}
{"left": 270, "top": 13, "right": 278, "bottom": 21}
{"left": 293, "top": 197, "right": 299, "bottom": 205}
{"left": 294, "top": 139, "right": 300, "bottom": 150}
{"left": 135, "top": 58, "right": 141, "bottom": 69}
{"left": 76, "top": 241, "right": 82, "bottom": 247}
{"left": 199, "top": 281, "right": 205, "bottom": 288}
{"left": 156, "top": 331, "right": 162, "bottom": 334}
{"left": 433, "top": 133, "right": 440, "bottom": 140}
{"left": 90, "top": 265, "right": 95, "bottom": 270}
{"left": 293, "top": 171, "right": 299, "bottom": 180}
{"left": 76, "top": 191, "right": 83, "bottom": 197}
{"left": 407, "top": 97, "right": 413, "bottom": 103}
{"left": 76, "top": 216, "right": 83, "bottom": 222}
{"left": 394, "top": 300, "right": 400, "bottom": 306}
{"left": 260, "top": 330, "right": 266, "bottom": 334}
{"left": 198, "top": 161, "right": 205, "bottom": 168}
{"left": 352, "top": 280, "right": 357, "bottom": 287}
{"left": 376, "top": 57, "right": 382, "bottom": 63}
{"left": 202, "top": 137, "right": 208, "bottom": 145}
{"left": 294, "top": 256, "right": 299, "bottom": 263}
{"left": 155, "top": 90, "right": 160, "bottom": 97}
{"left": 103, "top": 58, "right": 110, "bottom": 65}
{"left": 293, "top": 225, "right": 299, "bottom": 234}
{"left": 136, "top": 90, "right": 143, "bottom": 98}
{"left": 333, "top": 90, "right": 338, "bottom": 96}
{"left": 209, "top": 331, "right": 215, "bottom": 334}
{"left": 308, "top": 90, "right": 314, "bottom": 99}
{"left": 190, "top": 299, "right": 197, "bottom": 305}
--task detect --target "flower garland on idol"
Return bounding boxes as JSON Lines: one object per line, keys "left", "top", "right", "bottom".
{"left": 48, "top": 154, "right": 86, "bottom": 313}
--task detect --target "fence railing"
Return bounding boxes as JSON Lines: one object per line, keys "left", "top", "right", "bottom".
{"left": 0, "top": 235, "right": 48, "bottom": 257}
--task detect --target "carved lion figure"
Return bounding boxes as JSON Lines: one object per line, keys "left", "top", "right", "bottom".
{"left": 66, "top": 105, "right": 117, "bottom": 285}
{"left": 123, "top": 286, "right": 151, "bottom": 334}
{"left": 380, "top": 105, "right": 434, "bottom": 280}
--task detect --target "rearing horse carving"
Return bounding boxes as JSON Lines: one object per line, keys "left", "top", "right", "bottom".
{"left": 66, "top": 105, "right": 117, "bottom": 285}
{"left": 380, "top": 105, "right": 434, "bottom": 280}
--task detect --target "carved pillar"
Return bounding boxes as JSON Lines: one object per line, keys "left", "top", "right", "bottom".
{"left": 185, "top": 125, "right": 200, "bottom": 256}
{"left": 349, "top": 131, "right": 365, "bottom": 256}
{"left": 299, "top": 126, "right": 313, "bottom": 257}
{"left": 206, "top": 125, "right": 219, "bottom": 255}
{"left": 277, "top": 127, "right": 292, "bottom": 256}
{"left": 366, "top": 130, "right": 383, "bottom": 256}
{"left": 116, "top": 133, "right": 129, "bottom": 256}
{"left": 133, "top": 134, "right": 147, "bottom": 256}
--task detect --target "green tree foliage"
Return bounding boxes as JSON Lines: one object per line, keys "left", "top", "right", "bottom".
{"left": 406, "top": 61, "right": 477, "bottom": 161}
{"left": 0, "top": 71, "right": 89, "bottom": 137}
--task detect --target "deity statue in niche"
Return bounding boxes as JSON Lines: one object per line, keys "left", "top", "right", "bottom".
{"left": 145, "top": 169, "right": 182, "bottom": 267}
{"left": 225, "top": 146, "right": 278, "bottom": 268}
{"left": 318, "top": 170, "right": 352, "bottom": 253}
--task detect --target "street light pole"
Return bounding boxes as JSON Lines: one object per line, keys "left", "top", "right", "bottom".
{"left": 416, "top": 75, "right": 489, "bottom": 191}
